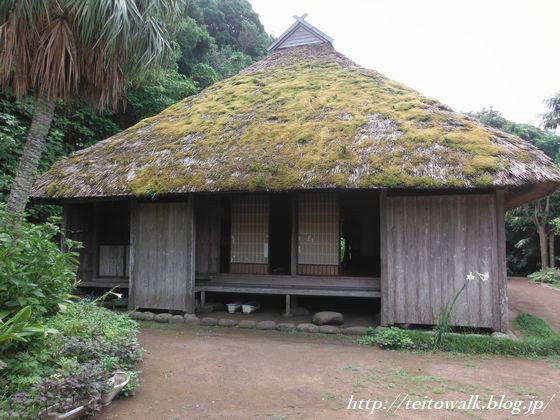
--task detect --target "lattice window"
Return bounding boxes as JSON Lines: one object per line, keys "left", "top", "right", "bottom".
{"left": 230, "top": 195, "right": 269, "bottom": 267}
{"left": 298, "top": 192, "right": 339, "bottom": 274}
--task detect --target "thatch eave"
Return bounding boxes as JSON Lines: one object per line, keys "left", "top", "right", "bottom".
{"left": 31, "top": 44, "right": 560, "bottom": 208}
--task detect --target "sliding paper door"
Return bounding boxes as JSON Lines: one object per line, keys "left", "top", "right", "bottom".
{"left": 230, "top": 195, "right": 269, "bottom": 274}
{"left": 298, "top": 192, "right": 340, "bottom": 275}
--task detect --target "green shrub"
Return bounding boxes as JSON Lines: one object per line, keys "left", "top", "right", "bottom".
{"left": 0, "top": 306, "right": 57, "bottom": 354}
{"left": 528, "top": 268, "right": 560, "bottom": 286}
{"left": 375, "top": 327, "right": 414, "bottom": 350}
{"left": 359, "top": 313, "right": 560, "bottom": 358}
{"left": 0, "top": 301, "right": 142, "bottom": 416}
{"left": 0, "top": 206, "right": 80, "bottom": 318}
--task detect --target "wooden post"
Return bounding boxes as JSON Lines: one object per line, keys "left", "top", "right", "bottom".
{"left": 495, "top": 189, "right": 509, "bottom": 333}
{"left": 185, "top": 195, "right": 196, "bottom": 314}
{"left": 379, "top": 189, "right": 389, "bottom": 326}
{"left": 283, "top": 294, "right": 292, "bottom": 317}
{"left": 128, "top": 201, "right": 136, "bottom": 310}
{"left": 290, "top": 194, "right": 298, "bottom": 276}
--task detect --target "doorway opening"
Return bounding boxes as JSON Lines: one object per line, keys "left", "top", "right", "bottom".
{"left": 340, "top": 192, "right": 380, "bottom": 276}
{"left": 269, "top": 195, "right": 292, "bottom": 275}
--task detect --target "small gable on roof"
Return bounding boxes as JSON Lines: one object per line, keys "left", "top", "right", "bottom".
{"left": 268, "top": 14, "right": 333, "bottom": 51}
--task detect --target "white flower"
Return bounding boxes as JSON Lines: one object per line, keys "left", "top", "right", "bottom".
{"left": 476, "top": 272, "right": 489, "bottom": 282}
{"left": 466, "top": 272, "right": 475, "bottom": 282}
{"left": 109, "top": 291, "right": 123, "bottom": 299}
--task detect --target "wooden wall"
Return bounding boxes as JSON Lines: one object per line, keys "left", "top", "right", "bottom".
{"left": 195, "top": 196, "right": 221, "bottom": 275}
{"left": 130, "top": 199, "right": 195, "bottom": 313}
{"left": 381, "top": 192, "right": 508, "bottom": 332}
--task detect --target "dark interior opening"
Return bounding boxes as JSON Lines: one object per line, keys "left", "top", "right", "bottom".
{"left": 269, "top": 194, "right": 292, "bottom": 275}
{"left": 97, "top": 205, "right": 130, "bottom": 278}
{"left": 219, "top": 196, "right": 231, "bottom": 273}
{"left": 340, "top": 192, "right": 380, "bottom": 276}
{"left": 98, "top": 206, "right": 130, "bottom": 246}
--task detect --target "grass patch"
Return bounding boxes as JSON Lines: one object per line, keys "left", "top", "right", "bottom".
{"left": 515, "top": 313, "right": 558, "bottom": 339}
{"left": 360, "top": 313, "right": 560, "bottom": 358}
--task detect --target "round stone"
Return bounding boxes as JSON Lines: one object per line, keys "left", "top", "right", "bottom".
{"left": 142, "top": 312, "right": 155, "bottom": 321}
{"left": 319, "top": 325, "right": 340, "bottom": 334}
{"left": 199, "top": 317, "right": 218, "bottom": 326}
{"left": 218, "top": 318, "right": 238, "bottom": 327}
{"left": 129, "top": 311, "right": 142, "bottom": 320}
{"left": 184, "top": 316, "right": 200, "bottom": 326}
{"left": 297, "top": 323, "right": 319, "bottom": 333}
{"left": 312, "top": 311, "right": 344, "bottom": 326}
{"left": 277, "top": 322, "right": 296, "bottom": 331}
{"left": 238, "top": 320, "right": 257, "bottom": 329}
{"left": 256, "top": 320, "right": 277, "bottom": 330}
{"left": 154, "top": 313, "right": 172, "bottom": 323}
{"left": 169, "top": 315, "right": 185, "bottom": 324}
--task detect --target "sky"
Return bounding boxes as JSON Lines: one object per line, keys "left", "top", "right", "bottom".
{"left": 249, "top": 0, "right": 560, "bottom": 127}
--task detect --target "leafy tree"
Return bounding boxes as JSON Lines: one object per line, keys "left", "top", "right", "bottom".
{"left": 113, "top": 70, "right": 197, "bottom": 128}
{"left": 0, "top": 92, "right": 120, "bottom": 221}
{"left": 190, "top": 63, "right": 218, "bottom": 89}
{"left": 0, "top": 0, "right": 180, "bottom": 217}
{"left": 175, "top": 16, "right": 214, "bottom": 77}
{"left": 0, "top": 0, "right": 272, "bottom": 223}
{"left": 469, "top": 108, "right": 560, "bottom": 273}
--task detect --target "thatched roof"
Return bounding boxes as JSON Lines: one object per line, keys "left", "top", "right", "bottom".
{"left": 32, "top": 43, "right": 560, "bottom": 207}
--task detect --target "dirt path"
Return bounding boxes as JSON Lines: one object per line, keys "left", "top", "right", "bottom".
{"left": 99, "top": 326, "right": 560, "bottom": 419}
{"left": 508, "top": 278, "right": 560, "bottom": 330}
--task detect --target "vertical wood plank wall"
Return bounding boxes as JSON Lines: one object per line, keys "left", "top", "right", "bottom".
{"left": 130, "top": 199, "right": 195, "bottom": 312}
{"left": 382, "top": 192, "right": 507, "bottom": 331}
{"left": 298, "top": 192, "right": 340, "bottom": 275}
{"left": 195, "top": 196, "right": 221, "bottom": 274}
{"left": 98, "top": 245, "right": 126, "bottom": 277}
{"left": 230, "top": 195, "right": 269, "bottom": 274}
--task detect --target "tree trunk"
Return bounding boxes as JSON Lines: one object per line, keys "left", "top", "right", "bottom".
{"left": 549, "top": 230, "right": 556, "bottom": 269}
{"left": 538, "top": 225, "right": 549, "bottom": 270}
{"left": 6, "top": 93, "right": 56, "bottom": 216}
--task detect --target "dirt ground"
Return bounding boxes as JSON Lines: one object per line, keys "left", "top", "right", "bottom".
{"left": 508, "top": 278, "right": 560, "bottom": 330}
{"left": 99, "top": 280, "right": 560, "bottom": 419}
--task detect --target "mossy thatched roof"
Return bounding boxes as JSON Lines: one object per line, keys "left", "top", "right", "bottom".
{"left": 32, "top": 44, "right": 560, "bottom": 205}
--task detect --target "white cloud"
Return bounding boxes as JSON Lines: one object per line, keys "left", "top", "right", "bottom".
{"left": 250, "top": 0, "right": 560, "bottom": 127}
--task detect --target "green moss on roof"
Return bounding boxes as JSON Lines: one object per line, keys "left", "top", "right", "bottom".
{"left": 32, "top": 44, "right": 560, "bottom": 199}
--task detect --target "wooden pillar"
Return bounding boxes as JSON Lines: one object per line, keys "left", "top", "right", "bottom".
{"left": 379, "top": 189, "right": 389, "bottom": 326}
{"left": 128, "top": 201, "right": 137, "bottom": 310}
{"left": 283, "top": 294, "right": 292, "bottom": 317}
{"left": 185, "top": 195, "right": 196, "bottom": 314}
{"left": 290, "top": 194, "right": 298, "bottom": 276}
{"left": 495, "top": 189, "right": 509, "bottom": 332}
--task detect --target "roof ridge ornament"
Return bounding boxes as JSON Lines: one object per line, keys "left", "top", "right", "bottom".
{"left": 267, "top": 14, "right": 333, "bottom": 52}
{"left": 293, "top": 13, "right": 308, "bottom": 21}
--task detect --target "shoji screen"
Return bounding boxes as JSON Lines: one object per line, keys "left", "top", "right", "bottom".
{"left": 230, "top": 195, "right": 269, "bottom": 274}
{"left": 298, "top": 192, "right": 340, "bottom": 275}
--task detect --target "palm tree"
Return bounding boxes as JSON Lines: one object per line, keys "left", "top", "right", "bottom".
{"left": 543, "top": 92, "right": 560, "bottom": 130}
{"left": 0, "top": 0, "right": 180, "bottom": 216}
